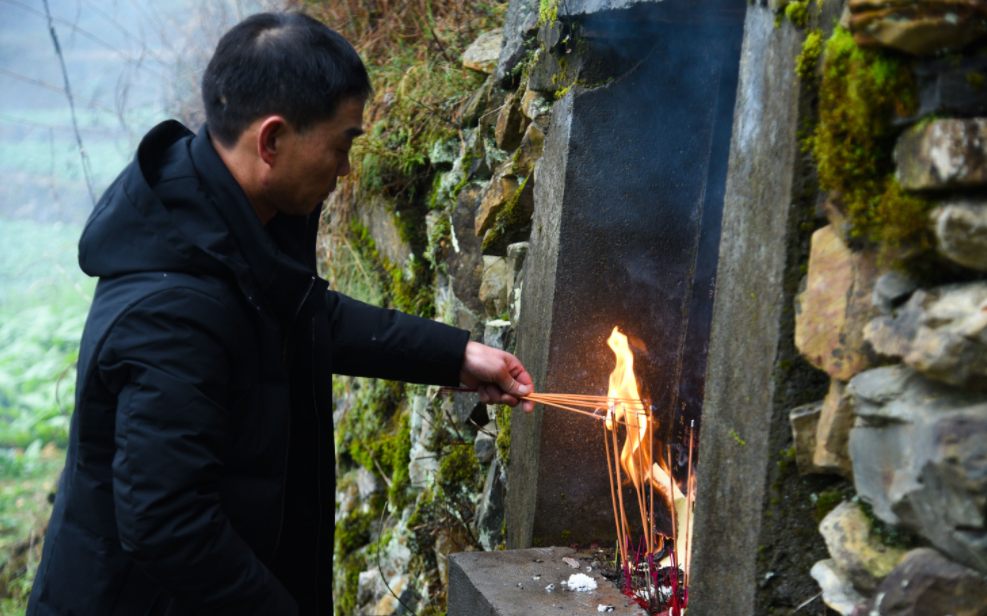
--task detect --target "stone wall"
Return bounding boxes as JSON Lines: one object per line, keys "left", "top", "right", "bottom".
{"left": 691, "top": 0, "right": 987, "bottom": 615}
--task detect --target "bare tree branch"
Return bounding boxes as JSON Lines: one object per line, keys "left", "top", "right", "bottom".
{"left": 42, "top": 0, "right": 96, "bottom": 206}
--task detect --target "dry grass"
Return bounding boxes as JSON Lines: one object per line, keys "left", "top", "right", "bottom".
{"left": 307, "top": 0, "right": 506, "bottom": 300}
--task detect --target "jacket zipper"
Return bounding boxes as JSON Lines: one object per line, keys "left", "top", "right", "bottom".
{"left": 270, "top": 277, "right": 316, "bottom": 562}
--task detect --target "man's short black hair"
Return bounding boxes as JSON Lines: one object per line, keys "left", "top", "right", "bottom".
{"left": 202, "top": 12, "right": 372, "bottom": 148}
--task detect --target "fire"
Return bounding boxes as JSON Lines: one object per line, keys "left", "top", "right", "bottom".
{"left": 604, "top": 327, "right": 694, "bottom": 572}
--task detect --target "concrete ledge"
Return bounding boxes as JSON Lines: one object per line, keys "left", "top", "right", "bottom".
{"left": 448, "top": 547, "right": 646, "bottom": 616}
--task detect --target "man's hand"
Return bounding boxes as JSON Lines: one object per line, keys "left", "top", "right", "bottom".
{"left": 459, "top": 341, "right": 535, "bottom": 413}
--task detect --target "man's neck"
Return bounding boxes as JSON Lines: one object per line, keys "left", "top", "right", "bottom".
{"left": 209, "top": 132, "right": 278, "bottom": 226}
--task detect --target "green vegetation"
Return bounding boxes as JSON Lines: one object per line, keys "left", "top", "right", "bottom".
{"left": 785, "top": 0, "right": 810, "bottom": 28}
{"left": 538, "top": 0, "right": 560, "bottom": 26}
{"left": 967, "top": 72, "right": 985, "bottom": 92}
{"left": 858, "top": 500, "right": 923, "bottom": 550}
{"left": 495, "top": 405, "right": 511, "bottom": 466}
{"left": 809, "top": 27, "right": 932, "bottom": 250}
{"left": 0, "top": 217, "right": 89, "bottom": 613}
{"left": 796, "top": 29, "right": 823, "bottom": 80}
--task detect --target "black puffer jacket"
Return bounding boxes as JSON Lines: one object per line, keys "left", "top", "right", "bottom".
{"left": 27, "top": 121, "right": 469, "bottom": 616}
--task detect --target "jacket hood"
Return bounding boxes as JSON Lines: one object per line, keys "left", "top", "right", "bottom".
{"left": 79, "top": 120, "right": 322, "bottom": 326}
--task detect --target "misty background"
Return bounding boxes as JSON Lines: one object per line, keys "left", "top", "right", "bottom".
{"left": 0, "top": 5, "right": 282, "bottom": 601}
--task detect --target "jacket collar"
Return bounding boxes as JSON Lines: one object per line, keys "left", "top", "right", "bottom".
{"left": 188, "top": 127, "right": 319, "bottom": 330}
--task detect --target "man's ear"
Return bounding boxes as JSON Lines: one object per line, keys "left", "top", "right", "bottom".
{"left": 256, "top": 116, "right": 288, "bottom": 168}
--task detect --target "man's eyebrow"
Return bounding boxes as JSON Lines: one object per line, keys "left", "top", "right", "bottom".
{"left": 345, "top": 127, "right": 365, "bottom": 138}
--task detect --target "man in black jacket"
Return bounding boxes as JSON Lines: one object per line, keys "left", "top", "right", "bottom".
{"left": 27, "top": 12, "right": 534, "bottom": 616}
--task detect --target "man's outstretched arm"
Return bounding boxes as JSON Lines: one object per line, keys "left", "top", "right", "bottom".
{"left": 326, "top": 289, "right": 534, "bottom": 411}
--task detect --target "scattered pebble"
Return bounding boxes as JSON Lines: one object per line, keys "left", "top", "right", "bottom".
{"left": 533, "top": 575, "right": 541, "bottom": 580}
{"left": 585, "top": 566, "right": 592, "bottom": 572}
{"left": 567, "top": 573, "right": 598, "bottom": 592}
{"left": 516, "top": 582, "right": 523, "bottom": 589}
{"left": 597, "top": 605, "right": 614, "bottom": 613}
{"left": 545, "top": 584, "right": 555, "bottom": 592}
{"left": 563, "top": 557, "right": 580, "bottom": 568}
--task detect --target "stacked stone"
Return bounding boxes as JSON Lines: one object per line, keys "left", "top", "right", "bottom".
{"left": 336, "top": 15, "right": 553, "bottom": 612}
{"left": 790, "top": 3, "right": 987, "bottom": 613}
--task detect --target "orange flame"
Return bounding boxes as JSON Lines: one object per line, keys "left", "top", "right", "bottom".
{"left": 605, "top": 327, "right": 692, "bottom": 567}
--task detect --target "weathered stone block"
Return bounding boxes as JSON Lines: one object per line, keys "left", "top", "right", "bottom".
{"left": 914, "top": 54, "right": 987, "bottom": 119}
{"left": 848, "top": 365, "right": 987, "bottom": 572}
{"left": 358, "top": 195, "right": 413, "bottom": 267}
{"left": 896, "top": 118, "right": 987, "bottom": 191}
{"left": 811, "top": 558, "right": 865, "bottom": 616}
{"left": 790, "top": 401, "right": 823, "bottom": 474}
{"left": 865, "top": 283, "right": 987, "bottom": 390}
{"left": 520, "top": 88, "right": 552, "bottom": 130}
{"left": 795, "top": 225, "right": 886, "bottom": 380}
{"left": 494, "top": 90, "right": 529, "bottom": 151}
{"left": 482, "top": 319, "right": 512, "bottom": 351}
{"left": 851, "top": 548, "right": 987, "bottom": 616}
{"left": 473, "top": 459, "right": 505, "bottom": 551}
{"left": 848, "top": 0, "right": 987, "bottom": 55}
{"left": 819, "top": 501, "right": 907, "bottom": 592}
{"left": 932, "top": 198, "right": 987, "bottom": 271}
{"left": 462, "top": 29, "right": 503, "bottom": 74}
{"left": 814, "top": 380, "right": 855, "bottom": 478}
{"left": 447, "top": 185, "right": 487, "bottom": 316}
{"left": 475, "top": 164, "right": 519, "bottom": 237}
{"left": 516, "top": 123, "right": 544, "bottom": 177}
{"left": 871, "top": 271, "right": 918, "bottom": 316}
{"left": 494, "top": 0, "right": 539, "bottom": 87}
{"left": 474, "top": 423, "right": 498, "bottom": 464}
{"left": 460, "top": 76, "right": 492, "bottom": 128}
{"left": 478, "top": 256, "right": 516, "bottom": 318}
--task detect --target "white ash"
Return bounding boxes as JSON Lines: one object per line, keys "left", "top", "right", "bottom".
{"left": 566, "top": 573, "right": 598, "bottom": 592}
{"left": 597, "top": 605, "right": 614, "bottom": 613}
{"left": 533, "top": 575, "right": 541, "bottom": 580}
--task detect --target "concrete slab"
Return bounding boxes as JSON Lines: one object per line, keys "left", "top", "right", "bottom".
{"left": 448, "top": 547, "right": 646, "bottom": 616}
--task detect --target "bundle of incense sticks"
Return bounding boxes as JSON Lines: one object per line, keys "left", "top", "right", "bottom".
{"left": 437, "top": 387, "right": 645, "bottom": 429}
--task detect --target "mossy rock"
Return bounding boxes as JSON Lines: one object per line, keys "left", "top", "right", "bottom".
{"left": 810, "top": 27, "right": 933, "bottom": 252}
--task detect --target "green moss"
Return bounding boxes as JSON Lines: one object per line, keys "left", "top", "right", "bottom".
{"left": 967, "top": 72, "right": 985, "bottom": 92}
{"left": 339, "top": 380, "right": 418, "bottom": 509}
{"left": 785, "top": 0, "right": 810, "bottom": 28}
{"left": 858, "top": 500, "right": 923, "bottom": 550}
{"left": 425, "top": 213, "right": 452, "bottom": 271}
{"left": 538, "top": 0, "right": 559, "bottom": 26}
{"left": 810, "top": 27, "right": 932, "bottom": 250}
{"left": 334, "top": 552, "right": 367, "bottom": 616}
{"left": 437, "top": 443, "right": 482, "bottom": 495}
{"left": 796, "top": 29, "right": 823, "bottom": 80}
{"left": 482, "top": 175, "right": 531, "bottom": 252}
{"left": 350, "top": 219, "right": 435, "bottom": 318}
{"left": 560, "top": 530, "right": 571, "bottom": 543}
{"left": 495, "top": 405, "right": 511, "bottom": 467}
{"left": 813, "top": 486, "right": 853, "bottom": 523}
{"left": 729, "top": 428, "right": 747, "bottom": 447}
{"left": 336, "top": 509, "right": 374, "bottom": 557}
